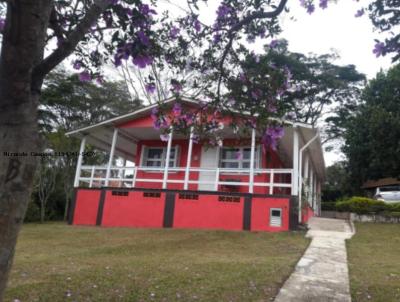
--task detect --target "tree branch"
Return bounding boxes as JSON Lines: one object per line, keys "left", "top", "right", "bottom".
{"left": 32, "top": 0, "right": 110, "bottom": 82}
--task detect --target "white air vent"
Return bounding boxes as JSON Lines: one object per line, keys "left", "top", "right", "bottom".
{"left": 270, "top": 208, "right": 282, "bottom": 227}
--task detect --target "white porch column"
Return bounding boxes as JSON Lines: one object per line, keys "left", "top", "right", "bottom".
{"left": 309, "top": 168, "right": 314, "bottom": 207}
{"left": 249, "top": 127, "right": 256, "bottom": 193}
{"left": 74, "top": 136, "right": 87, "bottom": 187}
{"left": 292, "top": 127, "right": 299, "bottom": 196}
{"left": 105, "top": 128, "right": 119, "bottom": 187}
{"left": 162, "top": 127, "right": 174, "bottom": 189}
{"left": 184, "top": 127, "right": 194, "bottom": 190}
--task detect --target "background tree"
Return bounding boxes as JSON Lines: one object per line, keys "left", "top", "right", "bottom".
{"left": 34, "top": 155, "right": 57, "bottom": 223}
{"left": 342, "top": 64, "right": 400, "bottom": 190}
{"left": 321, "top": 161, "right": 352, "bottom": 202}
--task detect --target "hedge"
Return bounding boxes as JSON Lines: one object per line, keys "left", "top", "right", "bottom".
{"left": 335, "top": 196, "right": 400, "bottom": 215}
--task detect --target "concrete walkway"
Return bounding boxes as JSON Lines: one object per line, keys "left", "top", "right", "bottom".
{"left": 274, "top": 217, "right": 355, "bottom": 302}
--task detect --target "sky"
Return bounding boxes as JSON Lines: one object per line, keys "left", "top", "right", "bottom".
{"left": 277, "top": 0, "right": 393, "bottom": 165}
{"left": 192, "top": 0, "right": 393, "bottom": 166}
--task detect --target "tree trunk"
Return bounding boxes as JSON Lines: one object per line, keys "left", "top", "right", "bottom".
{"left": 0, "top": 1, "right": 53, "bottom": 299}
{"left": 64, "top": 195, "right": 70, "bottom": 221}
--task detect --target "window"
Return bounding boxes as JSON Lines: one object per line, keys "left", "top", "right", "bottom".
{"left": 219, "top": 147, "right": 260, "bottom": 169}
{"left": 142, "top": 146, "right": 179, "bottom": 167}
{"left": 270, "top": 208, "right": 282, "bottom": 227}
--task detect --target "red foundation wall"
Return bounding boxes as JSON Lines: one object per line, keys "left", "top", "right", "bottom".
{"left": 251, "top": 197, "right": 289, "bottom": 232}
{"left": 101, "top": 191, "right": 166, "bottom": 228}
{"left": 174, "top": 194, "right": 244, "bottom": 231}
{"left": 302, "top": 205, "right": 314, "bottom": 223}
{"left": 73, "top": 189, "right": 101, "bottom": 225}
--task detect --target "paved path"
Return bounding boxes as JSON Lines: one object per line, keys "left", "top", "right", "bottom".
{"left": 274, "top": 217, "right": 355, "bottom": 302}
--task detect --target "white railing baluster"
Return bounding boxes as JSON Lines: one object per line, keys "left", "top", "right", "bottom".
{"left": 132, "top": 166, "right": 137, "bottom": 188}
{"left": 89, "top": 166, "right": 95, "bottom": 188}
{"left": 269, "top": 170, "right": 274, "bottom": 194}
{"left": 214, "top": 168, "right": 220, "bottom": 191}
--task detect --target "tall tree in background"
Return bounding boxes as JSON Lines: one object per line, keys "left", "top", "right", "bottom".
{"left": 342, "top": 64, "right": 400, "bottom": 190}
{"left": 0, "top": 0, "right": 397, "bottom": 298}
{"left": 36, "top": 71, "right": 142, "bottom": 223}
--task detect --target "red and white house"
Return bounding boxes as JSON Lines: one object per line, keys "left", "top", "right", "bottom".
{"left": 66, "top": 98, "right": 325, "bottom": 232}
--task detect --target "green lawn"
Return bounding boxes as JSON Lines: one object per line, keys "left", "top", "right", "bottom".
{"left": 5, "top": 223, "right": 308, "bottom": 302}
{"left": 347, "top": 223, "right": 400, "bottom": 302}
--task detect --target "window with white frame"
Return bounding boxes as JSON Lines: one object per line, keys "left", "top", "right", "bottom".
{"left": 219, "top": 146, "right": 260, "bottom": 169}
{"left": 141, "top": 146, "right": 179, "bottom": 167}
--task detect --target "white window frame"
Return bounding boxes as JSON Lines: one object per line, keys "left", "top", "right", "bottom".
{"left": 141, "top": 146, "right": 179, "bottom": 168}
{"left": 219, "top": 146, "right": 261, "bottom": 170}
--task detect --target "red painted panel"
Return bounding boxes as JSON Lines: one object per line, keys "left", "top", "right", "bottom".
{"left": 73, "top": 189, "right": 101, "bottom": 225}
{"left": 302, "top": 206, "right": 314, "bottom": 223}
{"left": 174, "top": 194, "right": 243, "bottom": 231}
{"left": 101, "top": 191, "right": 165, "bottom": 228}
{"left": 251, "top": 197, "right": 289, "bottom": 232}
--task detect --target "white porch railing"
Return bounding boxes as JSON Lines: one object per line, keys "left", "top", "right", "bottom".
{"left": 76, "top": 165, "right": 293, "bottom": 194}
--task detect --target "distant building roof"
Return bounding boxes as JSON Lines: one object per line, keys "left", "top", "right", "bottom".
{"left": 362, "top": 177, "right": 400, "bottom": 189}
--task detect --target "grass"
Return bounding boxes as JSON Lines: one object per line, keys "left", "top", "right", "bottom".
{"left": 5, "top": 223, "right": 308, "bottom": 302}
{"left": 347, "top": 223, "right": 400, "bottom": 302}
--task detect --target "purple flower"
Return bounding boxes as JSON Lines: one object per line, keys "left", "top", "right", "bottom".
{"left": 216, "top": 3, "right": 232, "bottom": 19}
{"left": 139, "top": 4, "right": 157, "bottom": 17}
{"left": 132, "top": 54, "right": 153, "bottom": 68}
{"left": 0, "top": 18, "right": 5, "bottom": 32}
{"left": 192, "top": 134, "right": 200, "bottom": 144}
{"left": 73, "top": 61, "right": 82, "bottom": 70}
{"left": 153, "top": 119, "right": 161, "bottom": 130}
{"left": 79, "top": 71, "right": 91, "bottom": 82}
{"left": 172, "top": 102, "right": 182, "bottom": 117}
{"left": 285, "top": 112, "right": 296, "bottom": 120}
{"left": 251, "top": 89, "right": 262, "bottom": 100}
{"left": 306, "top": 3, "right": 315, "bottom": 14}
{"left": 108, "top": 0, "right": 119, "bottom": 4}
{"left": 145, "top": 83, "right": 156, "bottom": 94}
{"left": 171, "top": 80, "right": 182, "bottom": 93}
{"left": 262, "top": 126, "right": 285, "bottom": 150}
{"left": 319, "top": 0, "right": 328, "bottom": 9}
{"left": 193, "top": 19, "right": 201, "bottom": 32}
{"left": 213, "top": 33, "right": 221, "bottom": 44}
{"left": 239, "top": 73, "right": 247, "bottom": 82}
{"left": 151, "top": 107, "right": 159, "bottom": 121}
{"left": 160, "top": 133, "right": 170, "bottom": 142}
{"left": 373, "top": 42, "right": 385, "bottom": 57}
{"left": 268, "top": 103, "right": 277, "bottom": 113}
{"left": 96, "top": 76, "right": 104, "bottom": 85}
{"left": 355, "top": 9, "right": 364, "bottom": 17}
{"left": 137, "top": 31, "right": 150, "bottom": 47}
{"left": 170, "top": 26, "right": 180, "bottom": 40}
{"left": 270, "top": 39, "right": 279, "bottom": 49}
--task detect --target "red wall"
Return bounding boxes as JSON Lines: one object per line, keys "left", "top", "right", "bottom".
{"left": 251, "top": 197, "right": 289, "bottom": 232}
{"left": 73, "top": 189, "right": 101, "bottom": 225}
{"left": 302, "top": 205, "right": 315, "bottom": 223}
{"left": 72, "top": 189, "right": 291, "bottom": 232}
{"left": 174, "top": 194, "right": 244, "bottom": 231}
{"left": 131, "top": 138, "right": 290, "bottom": 194}
{"left": 101, "top": 191, "right": 166, "bottom": 228}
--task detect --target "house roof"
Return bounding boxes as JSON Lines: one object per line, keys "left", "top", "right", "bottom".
{"left": 66, "top": 97, "right": 326, "bottom": 179}
{"left": 362, "top": 178, "right": 400, "bottom": 189}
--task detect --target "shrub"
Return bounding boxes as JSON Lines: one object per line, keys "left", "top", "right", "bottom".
{"left": 321, "top": 202, "right": 337, "bottom": 211}
{"left": 335, "top": 197, "right": 386, "bottom": 215}
{"left": 24, "top": 201, "right": 41, "bottom": 223}
{"left": 386, "top": 203, "right": 400, "bottom": 212}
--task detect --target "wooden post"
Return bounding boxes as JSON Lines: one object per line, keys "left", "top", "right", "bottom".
{"left": 105, "top": 128, "right": 118, "bottom": 187}
{"left": 74, "top": 136, "right": 86, "bottom": 187}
